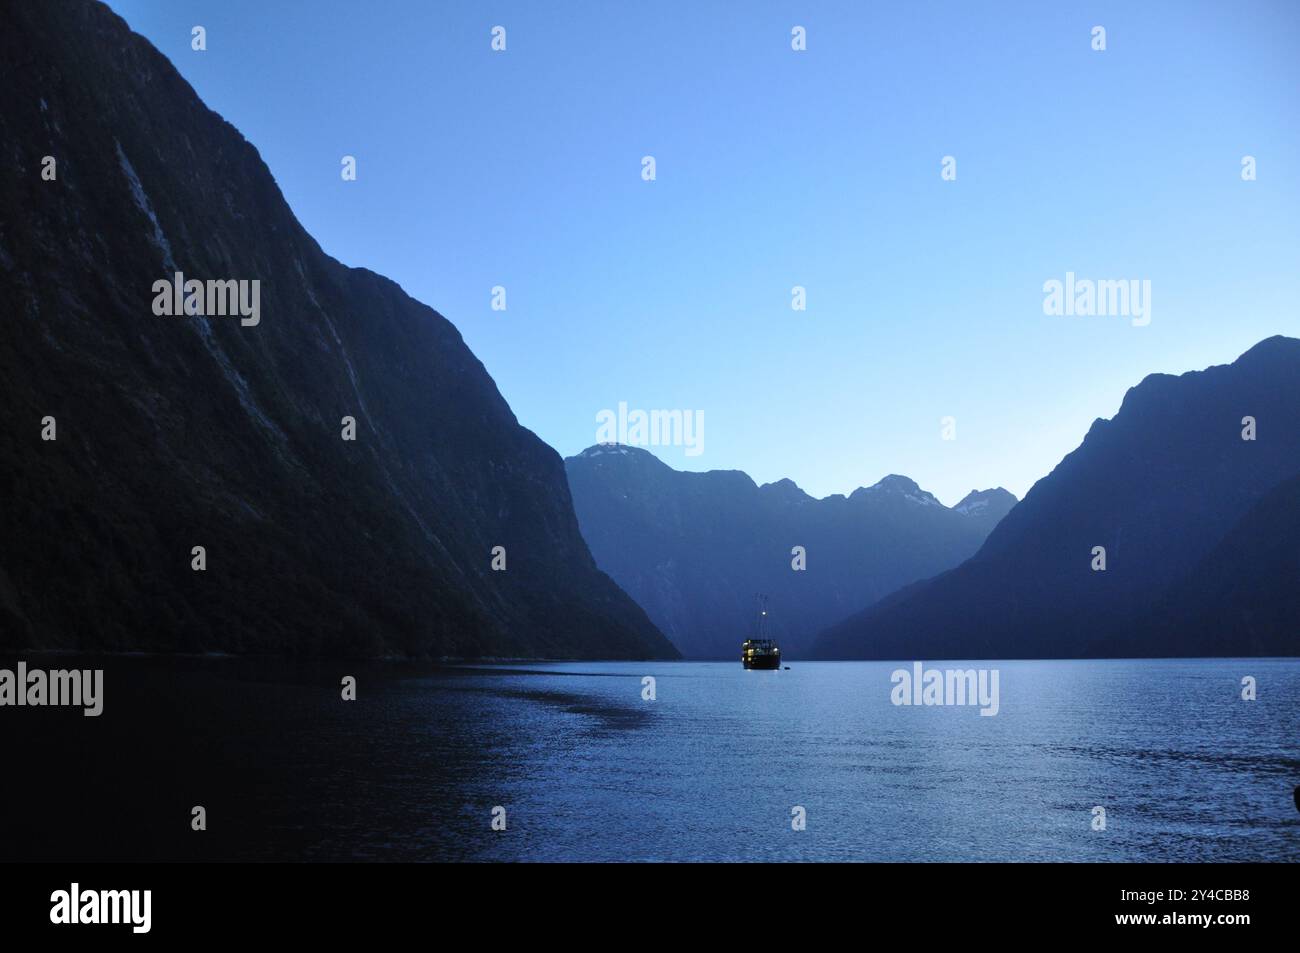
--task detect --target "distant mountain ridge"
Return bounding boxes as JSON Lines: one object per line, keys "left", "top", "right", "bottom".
{"left": 565, "top": 445, "right": 1016, "bottom": 658}
{"left": 0, "top": 0, "right": 676, "bottom": 659}
{"left": 954, "top": 488, "right": 1018, "bottom": 519}
{"left": 811, "top": 336, "right": 1300, "bottom": 659}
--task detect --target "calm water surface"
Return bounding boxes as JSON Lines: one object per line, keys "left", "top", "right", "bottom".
{"left": 3, "top": 657, "right": 1297, "bottom": 861}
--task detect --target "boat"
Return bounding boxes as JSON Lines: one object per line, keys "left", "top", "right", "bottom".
{"left": 741, "top": 595, "right": 781, "bottom": 669}
{"left": 742, "top": 638, "right": 781, "bottom": 669}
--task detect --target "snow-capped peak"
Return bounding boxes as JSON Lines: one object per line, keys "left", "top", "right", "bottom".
{"left": 857, "top": 475, "right": 942, "bottom": 507}
{"left": 579, "top": 442, "right": 635, "bottom": 458}
{"left": 954, "top": 488, "right": 1017, "bottom": 517}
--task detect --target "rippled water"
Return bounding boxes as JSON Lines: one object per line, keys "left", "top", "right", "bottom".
{"left": 3, "top": 657, "right": 1297, "bottom": 861}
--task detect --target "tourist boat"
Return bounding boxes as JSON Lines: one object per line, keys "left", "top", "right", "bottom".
{"left": 741, "top": 596, "right": 781, "bottom": 669}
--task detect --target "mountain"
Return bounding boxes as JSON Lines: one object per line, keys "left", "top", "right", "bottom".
{"left": 953, "top": 488, "right": 1018, "bottom": 521}
{"left": 811, "top": 337, "right": 1300, "bottom": 659}
{"left": 0, "top": 0, "right": 676, "bottom": 659}
{"left": 1127, "top": 471, "right": 1300, "bottom": 656}
{"left": 564, "top": 444, "right": 1016, "bottom": 657}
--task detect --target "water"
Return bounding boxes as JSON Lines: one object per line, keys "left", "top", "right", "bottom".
{"left": 2, "top": 656, "right": 1297, "bottom": 861}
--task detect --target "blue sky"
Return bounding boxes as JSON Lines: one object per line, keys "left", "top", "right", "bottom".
{"left": 107, "top": 0, "right": 1300, "bottom": 503}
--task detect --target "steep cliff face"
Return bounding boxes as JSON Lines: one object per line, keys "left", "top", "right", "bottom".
{"left": 811, "top": 337, "right": 1300, "bottom": 660}
{"left": 0, "top": 0, "right": 677, "bottom": 659}
{"left": 1129, "top": 471, "right": 1300, "bottom": 657}
{"left": 565, "top": 444, "right": 1015, "bottom": 658}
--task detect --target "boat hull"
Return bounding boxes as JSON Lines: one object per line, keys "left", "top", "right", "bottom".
{"left": 742, "top": 654, "right": 781, "bottom": 670}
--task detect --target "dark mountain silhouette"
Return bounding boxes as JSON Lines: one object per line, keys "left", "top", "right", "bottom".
{"left": 0, "top": 0, "right": 676, "bottom": 659}
{"left": 1124, "top": 471, "right": 1300, "bottom": 656}
{"left": 811, "top": 337, "right": 1300, "bottom": 659}
{"left": 565, "top": 444, "right": 1015, "bottom": 658}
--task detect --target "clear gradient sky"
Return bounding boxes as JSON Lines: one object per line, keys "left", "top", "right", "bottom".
{"left": 106, "top": 0, "right": 1300, "bottom": 503}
